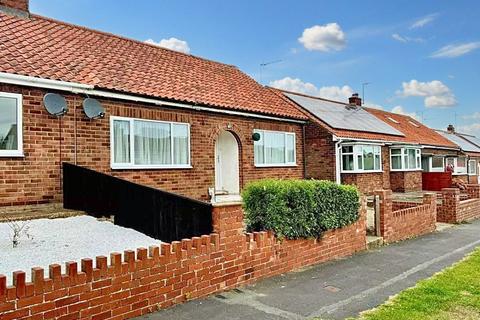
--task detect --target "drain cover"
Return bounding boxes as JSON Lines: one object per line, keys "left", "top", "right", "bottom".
{"left": 324, "top": 285, "right": 341, "bottom": 293}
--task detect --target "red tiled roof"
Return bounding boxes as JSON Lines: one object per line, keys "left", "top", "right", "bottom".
{"left": 0, "top": 13, "right": 307, "bottom": 120}
{"left": 365, "top": 108, "right": 457, "bottom": 148}
{"left": 270, "top": 88, "right": 457, "bottom": 148}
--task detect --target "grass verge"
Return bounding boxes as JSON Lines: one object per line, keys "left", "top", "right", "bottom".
{"left": 352, "top": 247, "right": 480, "bottom": 320}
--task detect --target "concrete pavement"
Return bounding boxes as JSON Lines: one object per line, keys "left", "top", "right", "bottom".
{"left": 137, "top": 220, "right": 480, "bottom": 320}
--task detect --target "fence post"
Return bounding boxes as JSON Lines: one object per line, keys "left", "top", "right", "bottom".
{"left": 440, "top": 188, "right": 460, "bottom": 223}
{"left": 373, "top": 190, "right": 393, "bottom": 240}
{"left": 466, "top": 184, "right": 480, "bottom": 199}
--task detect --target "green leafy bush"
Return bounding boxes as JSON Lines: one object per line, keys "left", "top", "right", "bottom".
{"left": 242, "top": 179, "right": 360, "bottom": 239}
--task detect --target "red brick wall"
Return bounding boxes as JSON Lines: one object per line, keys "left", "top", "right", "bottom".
{"left": 373, "top": 190, "right": 436, "bottom": 243}
{"left": 390, "top": 171, "right": 422, "bottom": 192}
{"left": 0, "top": 84, "right": 304, "bottom": 207}
{"left": 438, "top": 185, "right": 480, "bottom": 223}
{"left": 0, "top": 0, "right": 28, "bottom": 12}
{"left": 0, "top": 203, "right": 366, "bottom": 320}
{"left": 304, "top": 123, "right": 336, "bottom": 181}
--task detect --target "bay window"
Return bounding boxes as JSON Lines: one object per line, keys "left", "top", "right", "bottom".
{"left": 390, "top": 147, "right": 421, "bottom": 171}
{"left": 468, "top": 160, "right": 477, "bottom": 176}
{"left": 110, "top": 116, "right": 190, "bottom": 169}
{"left": 254, "top": 129, "right": 296, "bottom": 166}
{"left": 341, "top": 144, "right": 381, "bottom": 172}
{"left": 446, "top": 157, "right": 468, "bottom": 175}
{"left": 0, "top": 92, "right": 23, "bottom": 157}
{"left": 430, "top": 156, "right": 445, "bottom": 172}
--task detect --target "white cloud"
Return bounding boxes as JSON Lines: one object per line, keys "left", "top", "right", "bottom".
{"left": 145, "top": 37, "right": 190, "bottom": 54}
{"left": 457, "top": 123, "right": 480, "bottom": 136}
{"left": 431, "top": 42, "right": 480, "bottom": 58}
{"left": 391, "top": 106, "right": 420, "bottom": 121}
{"left": 298, "top": 23, "right": 346, "bottom": 52}
{"left": 391, "top": 33, "right": 424, "bottom": 43}
{"left": 462, "top": 112, "right": 480, "bottom": 120}
{"left": 269, "top": 77, "right": 353, "bottom": 102}
{"left": 410, "top": 13, "right": 438, "bottom": 29}
{"left": 398, "top": 80, "right": 457, "bottom": 108}
{"left": 363, "top": 102, "right": 384, "bottom": 110}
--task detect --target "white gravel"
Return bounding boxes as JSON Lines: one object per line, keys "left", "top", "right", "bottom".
{"left": 0, "top": 215, "right": 161, "bottom": 284}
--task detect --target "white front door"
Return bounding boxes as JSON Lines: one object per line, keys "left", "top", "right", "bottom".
{"left": 215, "top": 130, "right": 240, "bottom": 195}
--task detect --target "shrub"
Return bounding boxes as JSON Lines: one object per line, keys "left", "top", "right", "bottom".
{"left": 242, "top": 179, "right": 360, "bottom": 239}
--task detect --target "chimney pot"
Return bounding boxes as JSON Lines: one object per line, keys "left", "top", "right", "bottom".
{"left": 349, "top": 93, "right": 362, "bottom": 106}
{"left": 447, "top": 124, "right": 455, "bottom": 133}
{"left": 0, "top": 0, "right": 29, "bottom": 17}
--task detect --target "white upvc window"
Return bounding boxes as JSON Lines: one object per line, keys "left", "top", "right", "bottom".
{"left": 390, "top": 147, "right": 421, "bottom": 171}
{"left": 110, "top": 116, "right": 191, "bottom": 169}
{"left": 468, "top": 160, "right": 477, "bottom": 176}
{"left": 446, "top": 157, "right": 468, "bottom": 175}
{"left": 430, "top": 156, "right": 445, "bottom": 172}
{"left": 0, "top": 92, "right": 23, "bottom": 157}
{"left": 254, "top": 129, "right": 296, "bottom": 167}
{"left": 341, "top": 144, "right": 382, "bottom": 173}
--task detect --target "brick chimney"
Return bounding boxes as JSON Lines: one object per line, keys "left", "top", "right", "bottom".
{"left": 447, "top": 124, "right": 455, "bottom": 133}
{"left": 0, "top": 0, "right": 29, "bottom": 17}
{"left": 349, "top": 93, "right": 362, "bottom": 106}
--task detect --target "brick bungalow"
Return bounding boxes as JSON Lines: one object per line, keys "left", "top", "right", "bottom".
{"left": 0, "top": 0, "right": 308, "bottom": 208}
{"left": 271, "top": 89, "right": 459, "bottom": 194}
{"left": 436, "top": 125, "right": 480, "bottom": 184}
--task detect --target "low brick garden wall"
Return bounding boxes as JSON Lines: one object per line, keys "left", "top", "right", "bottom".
{"left": 438, "top": 185, "right": 480, "bottom": 223}
{"left": 373, "top": 190, "right": 437, "bottom": 243}
{"left": 0, "top": 201, "right": 367, "bottom": 320}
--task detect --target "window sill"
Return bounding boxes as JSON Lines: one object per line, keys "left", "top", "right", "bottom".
{"left": 341, "top": 170, "right": 383, "bottom": 174}
{"left": 452, "top": 173, "right": 468, "bottom": 176}
{"left": 255, "top": 163, "right": 297, "bottom": 168}
{"left": 111, "top": 165, "right": 193, "bottom": 170}
{"left": 0, "top": 152, "right": 24, "bottom": 158}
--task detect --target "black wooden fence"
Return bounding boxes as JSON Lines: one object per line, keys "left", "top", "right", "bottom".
{"left": 63, "top": 163, "right": 213, "bottom": 242}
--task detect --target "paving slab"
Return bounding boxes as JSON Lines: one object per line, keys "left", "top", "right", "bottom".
{"left": 138, "top": 220, "right": 480, "bottom": 320}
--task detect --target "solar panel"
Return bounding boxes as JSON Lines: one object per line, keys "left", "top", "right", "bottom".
{"left": 460, "top": 134, "right": 480, "bottom": 149}
{"left": 437, "top": 131, "right": 480, "bottom": 152}
{"left": 285, "top": 93, "right": 404, "bottom": 136}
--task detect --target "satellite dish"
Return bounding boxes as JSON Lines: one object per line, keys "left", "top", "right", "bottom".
{"left": 83, "top": 98, "right": 105, "bottom": 119}
{"left": 43, "top": 93, "right": 68, "bottom": 116}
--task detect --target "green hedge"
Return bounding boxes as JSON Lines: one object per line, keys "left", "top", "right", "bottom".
{"left": 242, "top": 179, "right": 360, "bottom": 239}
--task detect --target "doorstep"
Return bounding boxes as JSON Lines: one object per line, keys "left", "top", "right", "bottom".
{"left": 366, "top": 235, "right": 384, "bottom": 250}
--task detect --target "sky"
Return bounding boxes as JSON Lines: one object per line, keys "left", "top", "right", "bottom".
{"left": 30, "top": 0, "right": 480, "bottom": 136}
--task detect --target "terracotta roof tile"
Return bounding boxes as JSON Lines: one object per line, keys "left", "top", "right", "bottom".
{"left": 0, "top": 13, "right": 307, "bottom": 120}
{"left": 365, "top": 108, "right": 457, "bottom": 148}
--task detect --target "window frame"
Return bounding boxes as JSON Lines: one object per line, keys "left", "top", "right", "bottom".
{"left": 0, "top": 92, "right": 23, "bottom": 157}
{"left": 390, "top": 147, "right": 422, "bottom": 171}
{"left": 446, "top": 156, "right": 468, "bottom": 175}
{"left": 253, "top": 129, "right": 297, "bottom": 167}
{"left": 110, "top": 115, "right": 191, "bottom": 170}
{"left": 468, "top": 159, "right": 477, "bottom": 176}
{"left": 340, "top": 144, "right": 382, "bottom": 173}
{"left": 430, "top": 156, "right": 445, "bottom": 173}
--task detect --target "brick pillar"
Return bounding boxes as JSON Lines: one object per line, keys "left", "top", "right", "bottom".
{"left": 423, "top": 192, "right": 437, "bottom": 230}
{"left": 440, "top": 188, "right": 460, "bottom": 223}
{"left": 466, "top": 184, "right": 480, "bottom": 199}
{"left": 373, "top": 189, "right": 393, "bottom": 240}
{"left": 212, "top": 203, "right": 245, "bottom": 247}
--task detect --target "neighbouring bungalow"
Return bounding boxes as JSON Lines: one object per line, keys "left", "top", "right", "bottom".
{"left": 0, "top": 0, "right": 309, "bottom": 208}
{"left": 436, "top": 125, "right": 480, "bottom": 184}
{"left": 272, "top": 89, "right": 460, "bottom": 194}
